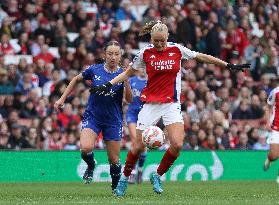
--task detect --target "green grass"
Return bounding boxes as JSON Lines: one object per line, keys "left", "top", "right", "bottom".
{"left": 0, "top": 181, "right": 278, "bottom": 205}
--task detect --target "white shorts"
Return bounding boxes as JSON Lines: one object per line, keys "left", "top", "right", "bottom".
{"left": 267, "top": 130, "right": 279, "bottom": 144}
{"left": 136, "top": 102, "right": 183, "bottom": 130}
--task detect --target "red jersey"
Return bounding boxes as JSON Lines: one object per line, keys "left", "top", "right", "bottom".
{"left": 267, "top": 86, "right": 279, "bottom": 131}
{"left": 132, "top": 42, "right": 197, "bottom": 103}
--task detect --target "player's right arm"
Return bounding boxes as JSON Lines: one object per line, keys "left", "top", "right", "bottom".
{"left": 110, "top": 48, "right": 146, "bottom": 86}
{"left": 110, "top": 67, "right": 136, "bottom": 85}
{"left": 91, "top": 48, "right": 146, "bottom": 94}
{"left": 54, "top": 74, "right": 83, "bottom": 111}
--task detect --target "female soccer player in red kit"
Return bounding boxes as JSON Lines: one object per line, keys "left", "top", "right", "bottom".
{"left": 91, "top": 20, "right": 250, "bottom": 196}
{"left": 263, "top": 84, "right": 279, "bottom": 183}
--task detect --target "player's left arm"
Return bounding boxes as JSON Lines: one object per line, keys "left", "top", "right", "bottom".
{"left": 195, "top": 53, "right": 251, "bottom": 71}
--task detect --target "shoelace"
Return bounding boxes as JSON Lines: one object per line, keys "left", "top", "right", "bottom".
{"left": 154, "top": 176, "right": 162, "bottom": 188}
{"left": 85, "top": 168, "right": 93, "bottom": 178}
{"left": 118, "top": 179, "right": 127, "bottom": 190}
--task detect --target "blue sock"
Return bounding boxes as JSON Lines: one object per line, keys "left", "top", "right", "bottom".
{"left": 138, "top": 152, "right": 147, "bottom": 170}
{"left": 110, "top": 163, "right": 122, "bottom": 190}
{"left": 81, "top": 152, "right": 95, "bottom": 170}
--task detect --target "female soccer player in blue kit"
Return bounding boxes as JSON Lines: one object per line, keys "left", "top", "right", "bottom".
{"left": 126, "top": 69, "right": 147, "bottom": 184}
{"left": 54, "top": 41, "right": 132, "bottom": 193}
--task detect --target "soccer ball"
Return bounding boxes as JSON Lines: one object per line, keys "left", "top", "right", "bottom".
{"left": 142, "top": 126, "right": 165, "bottom": 149}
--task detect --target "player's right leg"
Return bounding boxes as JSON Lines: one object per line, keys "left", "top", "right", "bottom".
{"left": 127, "top": 122, "right": 137, "bottom": 184}
{"left": 80, "top": 119, "right": 99, "bottom": 184}
{"left": 263, "top": 144, "right": 279, "bottom": 171}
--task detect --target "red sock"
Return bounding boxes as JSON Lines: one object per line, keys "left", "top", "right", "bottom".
{"left": 157, "top": 148, "right": 179, "bottom": 176}
{"left": 123, "top": 151, "right": 140, "bottom": 177}
{"left": 268, "top": 153, "right": 276, "bottom": 162}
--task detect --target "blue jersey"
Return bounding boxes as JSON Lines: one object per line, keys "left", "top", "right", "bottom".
{"left": 128, "top": 76, "right": 146, "bottom": 111}
{"left": 82, "top": 64, "right": 124, "bottom": 125}
{"left": 126, "top": 76, "right": 146, "bottom": 123}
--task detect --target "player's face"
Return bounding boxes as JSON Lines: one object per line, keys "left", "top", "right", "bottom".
{"left": 151, "top": 31, "right": 168, "bottom": 52}
{"left": 105, "top": 45, "right": 121, "bottom": 68}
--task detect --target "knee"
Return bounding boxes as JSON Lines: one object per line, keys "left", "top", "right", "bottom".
{"left": 132, "top": 143, "right": 145, "bottom": 156}
{"left": 108, "top": 156, "right": 119, "bottom": 164}
{"left": 171, "top": 141, "right": 183, "bottom": 152}
{"left": 80, "top": 145, "right": 93, "bottom": 154}
{"left": 269, "top": 150, "right": 279, "bottom": 161}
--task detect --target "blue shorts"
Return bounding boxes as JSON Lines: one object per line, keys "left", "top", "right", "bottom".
{"left": 81, "top": 114, "right": 122, "bottom": 141}
{"left": 126, "top": 108, "right": 140, "bottom": 124}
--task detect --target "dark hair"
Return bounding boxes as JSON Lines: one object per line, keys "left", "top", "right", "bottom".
{"left": 103, "top": 41, "right": 122, "bottom": 67}
{"left": 104, "top": 41, "right": 121, "bottom": 51}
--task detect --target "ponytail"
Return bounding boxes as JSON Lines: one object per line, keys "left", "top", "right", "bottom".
{"left": 139, "top": 20, "right": 168, "bottom": 36}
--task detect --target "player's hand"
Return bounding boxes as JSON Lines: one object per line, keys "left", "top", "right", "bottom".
{"left": 226, "top": 63, "right": 251, "bottom": 72}
{"left": 54, "top": 99, "right": 64, "bottom": 112}
{"left": 90, "top": 82, "right": 112, "bottom": 95}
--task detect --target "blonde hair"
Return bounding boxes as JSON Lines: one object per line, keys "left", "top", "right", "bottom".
{"left": 139, "top": 20, "right": 168, "bottom": 36}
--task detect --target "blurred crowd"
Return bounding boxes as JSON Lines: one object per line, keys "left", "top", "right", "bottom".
{"left": 0, "top": 0, "right": 278, "bottom": 151}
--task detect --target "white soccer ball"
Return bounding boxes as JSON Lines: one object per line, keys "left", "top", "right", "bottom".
{"left": 142, "top": 126, "right": 165, "bottom": 149}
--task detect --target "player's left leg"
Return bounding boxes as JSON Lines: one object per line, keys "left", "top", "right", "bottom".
{"left": 264, "top": 130, "right": 279, "bottom": 172}
{"left": 106, "top": 140, "right": 121, "bottom": 193}
{"left": 151, "top": 103, "right": 184, "bottom": 194}
{"left": 151, "top": 122, "right": 184, "bottom": 194}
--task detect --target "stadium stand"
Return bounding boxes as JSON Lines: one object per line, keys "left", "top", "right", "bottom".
{"left": 0, "top": 0, "right": 278, "bottom": 151}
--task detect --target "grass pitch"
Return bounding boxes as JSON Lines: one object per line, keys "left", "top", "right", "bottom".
{"left": 0, "top": 181, "right": 278, "bottom": 205}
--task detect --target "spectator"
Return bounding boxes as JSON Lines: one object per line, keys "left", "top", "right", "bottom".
{"left": 34, "top": 17, "right": 54, "bottom": 45}
{"left": 115, "top": 0, "right": 136, "bottom": 21}
{"left": 176, "top": 9, "right": 197, "bottom": 48}
{"left": 232, "top": 99, "right": 253, "bottom": 120}
{"left": 247, "top": 127, "right": 259, "bottom": 147}
{"left": 250, "top": 95, "right": 264, "bottom": 119}
{"left": 15, "top": 71, "right": 37, "bottom": 96}
{"left": 7, "top": 123, "right": 31, "bottom": 150}
{"left": 57, "top": 103, "right": 80, "bottom": 130}
{"left": 235, "top": 132, "right": 252, "bottom": 150}
{"left": 244, "top": 35, "right": 262, "bottom": 81}
{"left": 33, "top": 44, "right": 54, "bottom": 64}
{"left": 0, "top": 122, "right": 9, "bottom": 149}
{"left": 26, "top": 127, "right": 39, "bottom": 149}
{"left": 202, "top": 134, "right": 218, "bottom": 150}
{"left": 31, "top": 34, "right": 45, "bottom": 56}
{"left": 183, "top": 134, "right": 200, "bottom": 150}
{"left": 20, "top": 99, "right": 38, "bottom": 119}
{"left": 0, "top": 16, "right": 13, "bottom": 38}
{"left": 64, "top": 132, "right": 79, "bottom": 150}
{"left": 0, "top": 96, "right": 15, "bottom": 118}
{"left": 253, "top": 134, "right": 269, "bottom": 150}
{"left": 205, "top": 12, "right": 221, "bottom": 57}
{"left": 0, "top": 33, "right": 15, "bottom": 55}
{"left": 42, "top": 68, "right": 61, "bottom": 97}
{"left": 44, "top": 128, "right": 63, "bottom": 150}
{"left": 0, "top": 68, "right": 14, "bottom": 95}
{"left": 214, "top": 124, "right": 231, "bottom": 150}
